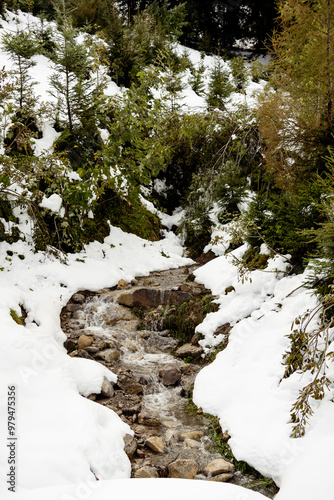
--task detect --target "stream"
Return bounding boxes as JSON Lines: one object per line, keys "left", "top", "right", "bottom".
{"left": 61, "top": 266, "right": 278, "bottom": 498}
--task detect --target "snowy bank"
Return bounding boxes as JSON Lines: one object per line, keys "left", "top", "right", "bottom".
{"left": 193, "top": 245, "right": 334, "bottom": 500}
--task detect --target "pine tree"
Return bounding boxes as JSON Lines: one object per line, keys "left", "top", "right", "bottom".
{"left": 206, "top": 58, "right": 233, "bottom": 108}
{"left": 49, "top": 0, "right": 106, "bottom": 131}
{"left": 1, "top": 28, "right": 39, "bottom": 109}
{"left": 1, "top": 28, "right": 41, "bottom": 154}
{"left": 258, "top": 0, "right": 334, "bottom": 191}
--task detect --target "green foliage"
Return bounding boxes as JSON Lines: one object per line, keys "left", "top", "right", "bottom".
{"left": 53, "top": 126, "right": 102, "bottom": 169}
{"left": 188, "top": 52, "right": 205, "bottom": 95}
{"left": 178, "top": 108, "right": 262, "bottom": 256}
{"left": 245, "top": 184, "right": 322, "bottom": 266}
{"left": 101, "top": 189, "right": 161, "bottom": 241}
{"left": 146, "top": 0, "right": 188, "bottom": 41}
{"left": 242, "top": 246, "right": 269, "bottom": 270}
{"left": 206, "top": 59, "right": 233, "bottom": 108}
{"left": 1, "top": 28, "right": 39, "bottom": 110}
{"left": 283, "top": 297, "right": 334, "bottom": 438}
{"left": 49, "top": 1, "right": 107, "bottom": 131}
{"left": 10, "top": 308, "right": 24, "bottom": 325}
{"left": 229, "top": 57, "right": 248, "bottom": 91}
{"left": 302, "top": 150, "right": 334, "bottom": 274}
{"left": 259, "top": 0, "right": 334, "bottom": 192}
{"left": 163, "top": 294, "right": 218, "bottom": 344}
{"left": 250, "top": 60, "right": 270, "bottom": 83}
{"left": 102, "top": 71, "right": 171, "bottom": 191}
{"left": 105, "top": 7, "right": 170, "bottom": 88}
{"left": 198, "top": 409, "right": 277, "bottom": 491}
{"left": 151, "top": 111, "right": 228, "bottom": 213}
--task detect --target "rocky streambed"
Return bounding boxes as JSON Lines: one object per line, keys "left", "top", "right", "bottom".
{"left": 61, "top": 265, "right": 278, "bottom": 498}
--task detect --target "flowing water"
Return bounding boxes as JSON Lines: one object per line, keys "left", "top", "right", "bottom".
{"left": 62, "top": 269, "right": 278, "bottom": 497}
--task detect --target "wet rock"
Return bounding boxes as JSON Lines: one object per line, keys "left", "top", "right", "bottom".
{"left": 209, "top": 473, "right": 234, "bottom": 482}
{"left": 69, "top": 349, "right": 94, "bottom": 360}
{"left": 117, "top": 279, "right": 129, "bottom": 290}
{"left": 184, "top": 438, "right": 201, "bottom": 449}
{"left": 191, "top": 332, "right": 201, "bottom": 345}
{"left": 167, "top": 459, "right": 198, "bottom": 479}
{"left": 159, "top": 366, "right": 181, "bottom": 386}
{"left": 96, "top": 348, "right": 121, "bottom": 363}
{"left": 180, "top": 284, "right": 204, "bottom": 296}
{"left": 101, "top": 377, "right": 114, "bottom": 398}
{"left": 145, "top": 436, "right": 166, "bottom": 453}
{"left": 138, "top": 409, "right": 161, "bottom": 426}
{"left": 66, "top": 303, "right": 81, "bottom": 313}
{"left": 145, "top": 335, "right": 179, "bottom": 354}
{"left": 71, "top": 293, "right": 85, "bottom": 303}
{"left": 85, "top": 346, "right": 99, "bottom": 355}
{"left": 204, "top": 458, "right": 234, "bottom": 476}
{"left": 95, "top": 339, "right": 109, "bottom": 350}
{"left": 165, "top": 429, "right": 180, "bottom": 446}
{"left": 213, "top": 323, "right": 232, "bottom": 337}
{"left": 160, "top": 330, "right": 171, "bottom": 337}
{"left": 123, "top": 434, "right": 137, "bottom": 458}
{"left": 142, "top": 309, "right": 164, "bottom": 331}
{"left": 124, "top": 340, "right": 140, "bottom": 352}
{"left": 78, "top": 334, "right": 94, "bottom": 350}
{"left": 136, "top": 449, "right": 145, "bottom": 459}
{"left": 66, "top": 320, "right": 85, "bottom": 330}
{"left": 222, "top": 431, "right": 231, "bottom": 441}
{"left": 143, "top": 278, "right": 155, "bottom": 286}
{"left": 117, "top": 373, "right": 143, "bottom": 394}
{"left": 175, "top": 344, "right": 203, "bottom": 359}
{"left": 87, "top": 394, "right": 96, "bottom": 401}
{"left": 72, "top": 310, "right": 86, "bottom": 320}
{"left": 181, "top": 430, "right": 204, "bottom": 441}
{"left": 134, "top": 466, "right": 159, "bottom": 478}
{"left": 118, "top": 288, "right": 192, "bottom": 308}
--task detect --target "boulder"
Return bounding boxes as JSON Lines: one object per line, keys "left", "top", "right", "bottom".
{"left": 118, "top": 288, "right": 192, "bottom": 308}
{"left": 145, "top": 335, "right": 179, "bottom": 354}
{"left": 190, "top": 332, "right": 201, "bottom": 345}
{"left": 117, "top": 279, "right": 129, "bottom": 290}
{"left": 70, "top": 349, "right": 94, "bottom": 360}
{"left": 72, "top": 310, "right": 86, "bottom": 320}
{"left": 138, "top": 409, "right": 161, "bottom": 426}
{"left": 145, "top": 436, "right": 166, "bottom": 453}
{"left": 165, "top": 429, "right": 180, "bottom": 446}
{"left": 78, "top": 334, "right": 94, "bottom": 350}
{"left": 100, "top": 377, "right": 114, "bottom": 398}
{"left": 71, "top": 293, "right": 85, "bottom": 303}
{"left": 204, "top": 458, "right": 234, "bottom": 477}
{"left": 117, "top": 373, "right": 143, "bottom": 394}
{"left": 66, "top": 303, "right": 81, "bottom": 313}
{"left": 167, "top": 459, "right": 198, "bottom": 479}
{"left": 159, "top": 366, "right": 181, "bottom": 386}
{"left": 134, "top": 466, "right": 159, "bottom": 478}
{"left": 181, "top": 430, "right": 204, "bottom": 441}
{"left": 209, "top": 473, "right": 234, "bottom": 482}
{"left": 184, "top": 438, "right": 200, "bottom": 449}
{"left": 96, "top": 348, "right": 121, "bottom": 363}
{"left": 175, "top": 344, "right": 203, "bottom": 359}
{"left": 123, "top": 434, "right": 137, "bottom": 459}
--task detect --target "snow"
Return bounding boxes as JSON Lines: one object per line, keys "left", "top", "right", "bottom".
{"left": 39, "top": 193, "right": 62, "bottom": 213}
{"left": 192, "top": 245, "right": 333, "bottom": 499}
{"left": 0, "top": 478, "right": 266, "bottom": 500}
{"left": 0, "top": 225, "right": 193, "bottom": 493}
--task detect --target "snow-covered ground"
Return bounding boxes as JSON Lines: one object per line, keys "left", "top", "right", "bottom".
{"left": 1, "top": 9, "right": 333, "bottom": 500}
